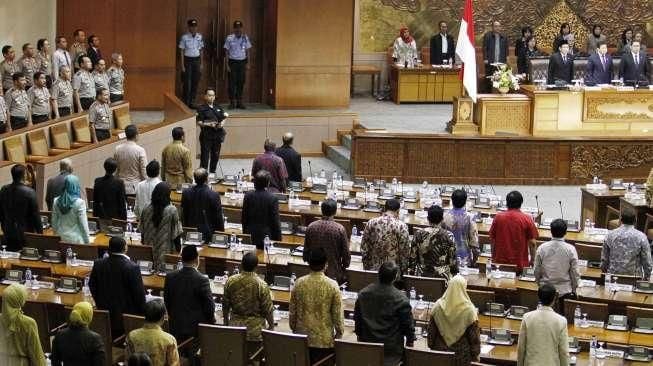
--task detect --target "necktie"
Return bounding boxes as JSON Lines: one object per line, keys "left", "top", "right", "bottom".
{"left": 563, "top": 55, "right": 566, "bottom": 64}
{"left": 601, "top": 55, "right": 605, "bottom": 70}
{"left": 635, "top": 54, "right": 639, "bottom": 66}
{"left": 65, "top": 52, "right": 70, "bottom": 66}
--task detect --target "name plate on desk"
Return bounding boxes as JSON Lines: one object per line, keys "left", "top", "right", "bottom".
{"left": 491, "top": 271, "right": 516, "bottom": 279}
{"left": 268, "top": 247, "right": 291, "bottom": 255}
{"left": 579, "top": 279, "right": 597, "bottom": 288}
{"left": 460, "top": 267, "right": 480, "bottom": 275}
{"left": 585, "top": 183, "right": 608, "bottom": 191}
{"left": 355, "top": 192, "right": 378, "bottom": 201}
{"left": 577, "top": 259, "right": 588, "bottom": 267}
{"left": 351, "top": 255, "right": 362, "bottom": 263}
{"left": 289, "top": 199, "right": 311, "bottom": 207}
{"left": 611, "top": 283, "right": 633, "bottom": 292}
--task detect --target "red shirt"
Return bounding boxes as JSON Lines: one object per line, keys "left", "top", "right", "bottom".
{"left": 489, "top": 209, "right": 539, "bottom": 269}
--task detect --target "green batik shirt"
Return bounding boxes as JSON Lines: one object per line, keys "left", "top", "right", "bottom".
{"left": 223, "top": 272, "right": 274, "bottom": 341}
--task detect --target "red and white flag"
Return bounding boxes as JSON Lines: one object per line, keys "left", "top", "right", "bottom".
{"left": 455, "top": 0, "right": 477, "bottom": 102}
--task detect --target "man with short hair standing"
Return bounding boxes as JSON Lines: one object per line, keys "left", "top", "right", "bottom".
{"left": 18, "top": 43, "right": 38, "bottom": 88}
{"left": 46, "top": 158, "right": 73, "bottom": 211}
{"left": 179, "top": 19, "right": 204, "bottom": 108}
{"left": 601, "top": 208, "right": 652, "bottom": 279}
{"left": 361, "top": 199, "right": 410, "bottom": 273}
{"left": 251, "top": 139, "right": 288, "bottom": 193}
{"left": 161, "top": 126, "right": 193, "bottom": 189}
{"left": 196, "top": 89, "right": 227, "bottom": 174}
{"left": 88, "top": 88, "right": 112, "bottom": 141}
{"left": 114, "top": 124, "right": 147, "bottom": 195}
{"left": 52, "top": 36, "right": 72, "bottom": 81}
{"left": 275, "top": 132, "right": 302, "bottom": 183}
{"left": 224, "top": 20, "right": 252, "bottom": 109}
{"left": 5, "top": 72, "right": 31, "bottom": 129}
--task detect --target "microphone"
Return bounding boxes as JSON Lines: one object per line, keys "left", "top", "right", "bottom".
{"left": 308, "top": 160, "right": 313, "bottom": 179}
{"left": 535, "top": 195, "right": 541, "bottom": 225}
{"left": 558, "top": 201, "right": 564, "bottom": 220}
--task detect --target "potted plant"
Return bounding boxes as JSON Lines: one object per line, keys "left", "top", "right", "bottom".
{"left": 491, "top": 64, "right": 520, "bottom": 95}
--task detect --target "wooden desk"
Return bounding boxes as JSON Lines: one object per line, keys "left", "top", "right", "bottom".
{"left": 521, "top": 85, "right": 653, "bottom": 137}
{"left": 475, "top": 94, "right": 532, "bottom": 136}
{"left": 390, "top": 65, "right": 462, "bottom": 104}
{"left": 620, "top": 197, "right": 653, "bottom": 232}
{"left": 581, "top": 188, "right": 625, "bottom": 228}
{"left": 351, "top": 65, "right": 381, "bottom": 96}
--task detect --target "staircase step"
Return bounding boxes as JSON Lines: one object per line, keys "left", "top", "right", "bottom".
{"left": 340, "top": 134, "right": 352, "bottom": 150}
{"left": 326, "top": 145, "right": 351, "bottom": 174}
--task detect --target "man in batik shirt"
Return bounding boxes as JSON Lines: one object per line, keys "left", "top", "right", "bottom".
{"left": 412, "top": 205, "right": 458, "bottom": 281}
{"left": 601, "top": 208, "right": 652, "bottom": 279}
{"left": 361, "top": 199, "right": 410, "bottom": 273}
{"left": 251, "top": 138, "right": 288, "bottom": 193}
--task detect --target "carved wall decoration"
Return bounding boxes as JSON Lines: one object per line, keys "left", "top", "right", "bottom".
{"left": 570, "top": 144, "right": 653, "bottom": 178}
{"left": 534, "top": 1, "right": 589, "bottom": 52}
{"left": 584, "top": 96, "right": 653, "bottom": 122}
{"left": 359, "top": 0, "right": 653, "bottom": 52}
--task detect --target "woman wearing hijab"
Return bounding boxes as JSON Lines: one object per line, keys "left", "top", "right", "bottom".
{"left": 392, "top": 26, "right": 418, "bottom": 66}
{"left": 52, "top": 174, "right": 90, "bottom": 244}
{"left": 139, "top": 182, "right": 183, "bottom": 270}
{"left": 427, "top": 275, "right": 480, "bottom": 365}
{"left": 51, "top": 301, "right": 105, "bottom": 366}
{"left": 0, "top": 284, "right": 46, "bottom": 366}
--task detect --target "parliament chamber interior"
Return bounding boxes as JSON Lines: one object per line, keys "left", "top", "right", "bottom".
{"left": 0, "top": 0, "right": 653, "bottom": 365}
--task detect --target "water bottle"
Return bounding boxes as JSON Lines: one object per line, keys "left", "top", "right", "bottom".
{"left": 102, "top": 250, "right": 109, "bottom": 259}
{"left": 177, "top": 259, "right": 183, "bottom": 270}
{"left": 24, "top": 268, "right": 33, "bottom": 287}
{"left": 605, "top": 273, "right": 612, "bottom": 291}
{"left": 592, "top": 176, "right": 599, "bottom": 184}
{"left": 409, "top": 287, "right": 417, "bottom": 301}
{"left": 234, "top": 266, "right": 240, "bottom": 275}
{"left": 537, "top": 301, "right": 542, "bottom": 310}
{"left": 574, "top": 305, "right": 582, "bottom": 326}
{"left": 351, "top": 226, "right": 359, "bottom": 237}
{"left": 589, "top": 335, "right": 598, "bottom": 358}
{"left": 83, "top": 276, "right": 91, "bottom": 296}
{"left": 320, "top": 169, "right": 326, "bottom": 179}
{"left": 264, "top": 235, "right": 271, "bottom": 253}
{"left": 66, "top": 247, "right": 74, "bottom": 266}
{"left": 126, "top": 221, "right": 133, "bottom": 233}
{"left": 584, "top": 219, "right": 591, "bottom": 232}
{"left": 392, "top": 177, "right": 398, "bottom": 193}
{"left": 290, "top": 273, "right": 297, "bottom": 290}
{"left": 230, "top": 234, "right": 237, "bottom": 246}
{"left": 486, "top": 259, "right": 492, "bottom": 278}
{"left": 71, "top": 253, "right": 78, "bottom": 267}
{"left": 332, "top": 171, "right": 338, "bottom": 183}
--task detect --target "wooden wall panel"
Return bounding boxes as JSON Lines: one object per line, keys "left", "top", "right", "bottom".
{"left": 352, "top": 131, "right": 653, "bottom": 185}
{"left": 274, "top": 0, "right": 354, "bottom": 108}
{"left": 57, "top": 0, "right": 177, "bottom": 110}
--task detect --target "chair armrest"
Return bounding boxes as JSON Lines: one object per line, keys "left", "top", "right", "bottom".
{"left": 312, "top": 353, "right": 335, "bottom": 366}
{"left": 49, "top": 322, "right": 67, "bottom": 335}
{"left": 249, "top": 346, "right": 264, "bottom": 361}
{"left": 177, "top": 336, "right": 195, "bottom": 351}
{"left": 113, "top": 334, "right": 127, "bottom": 348}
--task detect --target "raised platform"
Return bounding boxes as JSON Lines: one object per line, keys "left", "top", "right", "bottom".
{"left": 351, "top": 129, "right": 653, "bottom": 185}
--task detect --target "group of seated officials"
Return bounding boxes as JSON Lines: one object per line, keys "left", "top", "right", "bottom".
{"left": 0, "top": 28, "right": 125, "bottom": 142}
{"left": 1, "top": 116, "right": 652, "bottom": 364}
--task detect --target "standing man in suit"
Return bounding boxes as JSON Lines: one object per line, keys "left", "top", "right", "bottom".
{"left": 547, "top": 40, "right": 574, "bottom": 85}
{"left": 45, "top": 158, "right": 73, "bottom": 211}
{"left": 86, "top": 35, "right": 102, "bottom": 68}
{"left": 482, "top": 21, "right": 509, "bottom": 91}
{"left": 0, "top": 164, "right": 42, "bottom": 252}
{"left": 585, "top": 42, "right": 613, "bottom": 85}
{"left": 164, "top": 245, "right": 215, "bottom": 365}
{"left": 114, "top": 124, "right": 148, "bottom": 195}
{"left": 430, "top": 21, "right": 455, "bottom": 66}
{"left": 181, "top": 168, "right": 224, "bottom": 242}
{"left": 620, "top": 41, "right": 649, "bottom": 86}
{"left": 241, "top": 170, "right": 282, "bottom": 249}
{"left": 196, "top": 89, "right": 227, "bottom": 175}
{"left": 517, "top": 284, "right": 569, "bottom": 365}
{"left": 275, "top": 132, "right": 302, "bottom": 183}
{"left": 89, "top": 236, "right": 146, "bottom": 336}
{"left": 93, "top": 157, "right": 127, "bottom": 223}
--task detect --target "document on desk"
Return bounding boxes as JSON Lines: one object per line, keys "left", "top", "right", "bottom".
{"left": 481, "top": 345, "right": 495, "bottom": 355}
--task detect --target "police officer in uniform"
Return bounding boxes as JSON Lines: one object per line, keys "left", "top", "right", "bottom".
{"left": 224, "top": 20, "right": 252, "bottom": 109}
{"left": 51, "top": 65, "right": 74, "bottom": 118}
{"left": 179, "top": 19, "right": 204, "bottom": 108}
{"left": 88, "top": 88, "right": 113, "bottom": 142}
{"left": 18, "top": 43, "right": 38, "bottom": 89}
{"left": 196, "top": 89, "right": 227, "bottom": 174}
{"left": 27, "top": 72, "right": 52, "bottom": 124}
{"left": 73, "top": 55, "right": 96, "bottom": 111}
{"left": 5, "top": 72, "right": 31, "bottom": 130}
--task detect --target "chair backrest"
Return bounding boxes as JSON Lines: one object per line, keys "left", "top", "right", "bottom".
{"left": 404, "top": 348, "right": 455, "bottom": 366}
{"left": 10, "top": 263, "right": 52, "bottom": 278}
{"left": 128, "top": 244, "right": 154, "bottom": 263}
{"left": 199, "top": 324, "right": 248, "bottom": 366}
{"left": 88, "top": 309, "right": 113, "bottom": 366}
{"left": 59, "top": 242, "right": 99, "bottom": 261}
{"left": 605, "top": 205, "right": 621, "bottom": 230}
{"left": 223, "top": 207, "right": 242, "bottom": 224}
{"left": 403, "top": 275, "right": 446, "bottom": 302}
{"left": 3, "top": 136, "right": 26, "bottom": 163}
{"left": 23, "top": 301, "right": 62, "bottom": 353}
{"left": 50, "top": 123, "right": 71, "bottom": 149}
{"left": 626, "top": 306, "right": 653, "bottom": 325}
{"left": 24, "top": 232, "right": 61, "bottom": 252}
{"left": 468, "top": 289, "right": 495, "bottom": 313}
{"left": 346, "top": 268, "right": 377, "bottom": 292}
{"left": 27, "top": 129, "right": 51, "bottom": 156}
{"left": 575, "top": 243, "right": 602, "bottom": 263}
{"left": 85, "top": 187, "right": 94, "bottom": 203}
{"left": 288, "top": 262, "right": 312, "bottom": 279}
{"left": 262, "top": 329, "right": 311, "bottom": 366}
{"left": 563, "top": 299, "right": 608, "bottom": 324}
{"left": 335, "top": 339, "right": 384, "bottom": 366}
{"left": 71, "top": 116, "right": 92, "bottom": 143}
{"left": 528, "top": 57, "right": 549, "bottom": 81}
{"left": 122, "top": 313, "right": 146, "bottom": 339}
{"left": 113, "top": 104, "right": 131, "bottom": 130}
{"left": 516, "top": 287, "right": 539, "bottom": 311}
{"left": 573, "top": 58, "right": 589, "bottom": 80}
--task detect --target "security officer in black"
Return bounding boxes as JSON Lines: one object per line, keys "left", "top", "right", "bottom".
{"left": 196, "top": 88, "right": 227, "bottom": 174}
{"left": 179, "top": 19, "right": 204, "bottom": 108}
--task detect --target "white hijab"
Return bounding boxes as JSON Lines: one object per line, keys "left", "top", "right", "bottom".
{"left": 431, "top": 274, "right": 478, "bottom": 347}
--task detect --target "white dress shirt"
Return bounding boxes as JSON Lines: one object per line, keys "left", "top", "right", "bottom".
{"left": 517, "top": 306, "right": 569, "bottom": 366}
{"left": 534, "top": 238, "right": 580, "bottom": 296}
{"left": 114, "top": 140, "right": 148, "bottom": 195}
{"left": 134, "top": 177, "right": 162, "bottom": 217}
{"left": 52, "top": 49, "right": 72, "bottom": 80}
{"left": 441, "top": 33, "right": 448, "bottom": 53}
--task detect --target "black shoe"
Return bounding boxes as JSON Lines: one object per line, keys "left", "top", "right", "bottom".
{"left": 229, "top": 101, "right": 236, "bottom": 109}
{"left": 237, "top": 102, "right": 246, "bottom": 109}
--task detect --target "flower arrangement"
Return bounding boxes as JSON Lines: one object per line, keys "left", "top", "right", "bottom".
{"left": 491, "top": 64, "right": 520, "bottom": 93}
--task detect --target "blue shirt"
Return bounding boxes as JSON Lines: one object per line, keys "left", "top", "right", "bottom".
{"left": 224, "top": 34, "right": 252, "bottom": 60}
{"left": 179, "top": 32, "right": 204, "bottom": 57}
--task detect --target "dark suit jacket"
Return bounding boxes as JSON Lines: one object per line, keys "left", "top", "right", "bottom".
{"left": 89, "top": 254, "right": 146, "bottom": 335}
{"left": 241, "top": 189, "right": 281, "bottom": 248}
{"left": 585, "top": 53, "right": 613, "bottom": 85}
{"left": 181, "top": 184, "right": 224, "bottom": 242}
{"left": 429, "top": 33, "right": 455, "bottom": 65}
{"left": 547, "top": 52, "right": 574, "bottom": 84}
{"left": 46, "top": 172, "right": 69, "bottom": 211}
{"left": 275, "top": 145, "right": 302, "bottom": 182}
{"left": 483, "top": 32, "right": 509, "bottom": 65}
{"left": 0, "top": 182, "right": 43, "bottom": 251}
{"left": 92, "top": 175, "right": 127, "bottom": 220}
{"left": 163, "top": 266, "right": 215, "bottom": 339}
{"left": 51, "top": 325, "right": 106, "bottom": 366}
{"left": 87, "top": 46, "right": 103, "bottom": 67}
{"left": 619, "top": 51, "right": 649, "bottom": 83}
